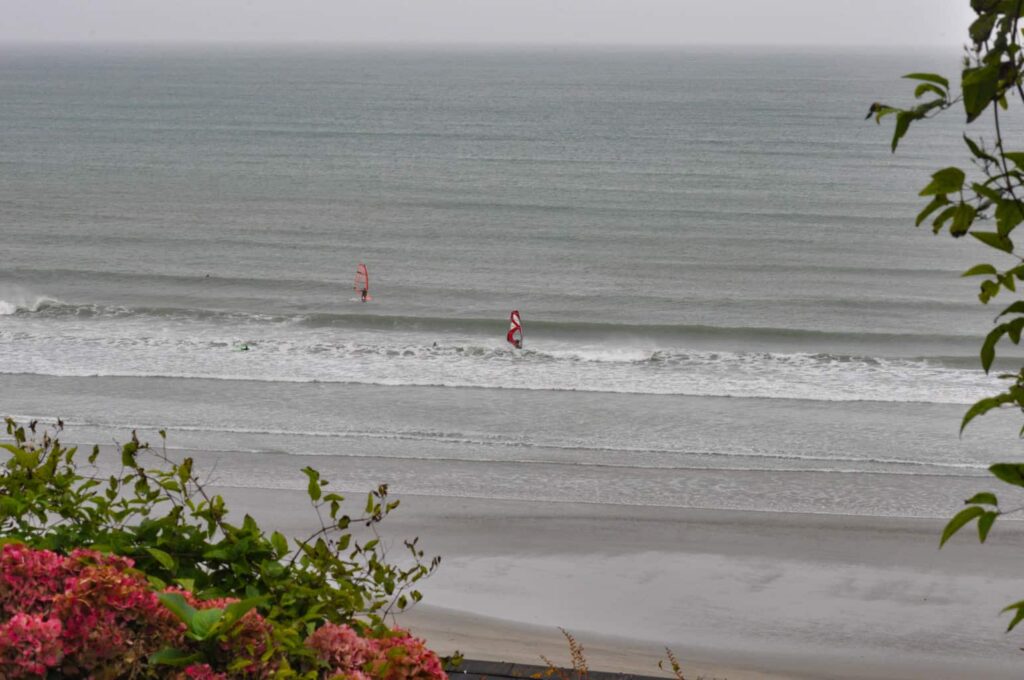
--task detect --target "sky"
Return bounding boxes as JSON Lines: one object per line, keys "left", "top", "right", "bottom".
{"left": 0, "top": 0, "right": 975, "bottom": 47}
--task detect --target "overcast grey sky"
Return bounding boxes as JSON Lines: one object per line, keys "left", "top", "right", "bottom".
{"left": 0, "top": 0, "right": 973, "bottom": 47}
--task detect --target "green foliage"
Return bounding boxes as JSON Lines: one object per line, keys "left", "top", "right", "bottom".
{"left": 0, "top": 417, "right": 439, "bottom": 634}
{"left": 151, "top": 592, "right": 276, "bottom": 671}
{"left": 873, "top": 0, "right": 1024, "bottom": 633}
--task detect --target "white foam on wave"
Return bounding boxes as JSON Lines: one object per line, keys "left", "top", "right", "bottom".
{"left": 0, "top": 286, "right": 62, "bottom": 316}
{"left": 0, "top": 308, "right": 1000, "bottom": 404}
{"left": 543, "top": 346, "right": 656, "bottom": 363}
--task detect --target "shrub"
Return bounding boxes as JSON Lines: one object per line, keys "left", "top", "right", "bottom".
{"left": 0, "top": 418, "right": 437, "bottom": 626}
{"left": 0, "top": 417, "right": 446, "bottom": 677}
{"left": 0, "top": 542, "right": 448, "bottom": 679}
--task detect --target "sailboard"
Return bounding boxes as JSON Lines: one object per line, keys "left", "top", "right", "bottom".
{"left": 506, "top": 309, "right": 523, "bottom": 349}
{"left": 353, "top": 263, "right": 371, "bottom": 302}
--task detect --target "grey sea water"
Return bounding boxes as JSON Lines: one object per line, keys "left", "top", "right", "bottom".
{"left": 1, "top": 46, "right": 1020, "bottom": 516}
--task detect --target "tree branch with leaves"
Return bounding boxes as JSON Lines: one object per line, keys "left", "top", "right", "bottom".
{"left": 870, "top": 0, "right": 1024, "bottom": 632}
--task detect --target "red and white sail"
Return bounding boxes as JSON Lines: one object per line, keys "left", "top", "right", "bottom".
{"left": 506, "top": 309, "right": 523, "bottom": 348}
{"left": 354, "top": 263, "right": 369, "bottom": 296}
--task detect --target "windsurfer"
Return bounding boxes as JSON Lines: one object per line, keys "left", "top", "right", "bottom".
{"left": 507, "top": 309, "right": 523, "bottom": 349}
{"left": 354, "top": 263, "right": 370, "bottom": 302}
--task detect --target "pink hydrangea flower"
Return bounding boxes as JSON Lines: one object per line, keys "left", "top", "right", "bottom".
{"left": 366, "top": 629, "right": 447, "bottom": 680}
{"left": 0, "top": 545, "right": 447, "bottom": 680}
{"left": 184, "top": 662, "right": 229, "bottom": 680}
{"left": 308, "top": 624, "right": 447, "bottom": 680}
{"left": 0, "top": 612, "right": 63, "bottom": 676}
{"left": 307, "top": 623, "right": 371, "bottom": 672}
{"left": 0, "top": 543, "right": 70, "bottom": 617}
{"left": 52, "top": 559, "right": 185, "bottom": 675}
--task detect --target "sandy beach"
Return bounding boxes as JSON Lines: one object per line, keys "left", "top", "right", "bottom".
{"left": 213, "top": 486, "right": 1024, "bottom": 680}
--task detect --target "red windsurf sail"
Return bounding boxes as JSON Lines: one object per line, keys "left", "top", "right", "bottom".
{"left": 354, "top": 263, "right": 369, "bottom": 300}
{"left": 506, "top": 310, "right": 523, "bottom": 348}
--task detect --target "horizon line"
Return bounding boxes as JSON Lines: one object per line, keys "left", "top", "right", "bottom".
{"left": 0, "top": 39, "right": 967, "bottom": 51}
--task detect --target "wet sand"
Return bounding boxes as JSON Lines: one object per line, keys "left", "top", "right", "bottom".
{"left": 214, "top": 487, "right": 1024, "bottom": 680}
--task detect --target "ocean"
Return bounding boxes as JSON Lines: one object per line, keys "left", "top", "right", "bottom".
{"left": 1, "top": 45, "right": 1020, "bottom": 518}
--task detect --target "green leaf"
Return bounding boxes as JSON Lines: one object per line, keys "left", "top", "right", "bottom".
{"left": 271, "top": 531, "right": 289, "bottom": 557}
{"left": 919, "top": 167, "right": 966, "bottom": 196}
{"left": 978, "top": 511, "right": 998, "bottom": 542}
{"left": 964, "top": 135, "right": 995, "bottom": 162}
{"left": 174, "top": 578, "right": 196, "bottom": 592}
{"left": 997, "top": 301, "right": 1024, "bottom": 319}
{"left": 995, "top": 199, "right": 1024, "bottom": 236}
{"left": 149, "top": 648, "right": 202, "bottom": 667}
{"left": 916, "top": 196, "right": 949, "bottom": 226}
{"left": 931, "top": 205, "right": 958, "bottom": 234}
{"left": 891, "top": 111, "right": 912, "bottom": 152}
{"left": 962, "top": 264, "right": 998, "bottom": 277}
{"left": 951, "top": 202, "right": 977, "bottom": 236}
{"left": 963, "top": 64, "right": 1000, "bottom": 123}
{"left": 0, "top": 444, "right": 33, "bottom": 468}
{"left": 979, "top": 278, "right": 1000, "bottom": 303}
{"left": 202, "top": 548, "right": 231, "bottom": 561}
{"left": 121, "top": 441, "right": 138, "bottom": 468}
{"left": 969, "top": 13, "right": 997, "bottom": 44}
{"left": 1003, "top": 600, "right": 1024, "bottom": 632}
{"left": 229, "top": 657, "right": 258, "bottom": 672}
{"left": 158, "top": 592, "right": 198, "bottom": 626}
{"left": 966, "top": 492, "right": 998, "bottom": 506}
{"left": 260, "top": 559, "right": 285, "bottom": 579}
{"left": 990, "top": 463, "right": 1024, "bottom": 488}
{"left": 1003, "top": 152, "right": 1024, "bottom": 169}
{"left": 972, "top": 181, "right": 1002, "bottom": 203}
{"left": 223, "top": 596, "right": 268, "bottom": 625}
{"left": 980, "top": 324, "right": 1006, "bottom": 372}
{"left": 961, "top": 395, "right": 1005, "bottom": 432}
{"left": 971, "top": 231, "right": 1014, "bottom": 253}
{"left": 903, "top": 72, "right": 949, "bottom": 89}
{"left": 188, "top": 607, "right": 225, "bottom": 640}
{"left": 145, "top": 547, "right": 175, "bottom": 571}
{"left": 302, "top": 466, "right": 321, "bottom": 502}
{"left": 940, "top": 506, "right": 985, "bottom": 547}
{"left": 913, "top": 82, "right": 946, "bottom": 99}
{"left": 1002, "top": 272, "right": 1018, "bottom": 293}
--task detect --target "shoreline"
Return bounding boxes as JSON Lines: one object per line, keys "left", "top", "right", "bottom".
{"left": 399, "top": 603, "right": 795, "bottom": 680}
{"left": 214, "top": 487, "right": 1024, "bottom": 680}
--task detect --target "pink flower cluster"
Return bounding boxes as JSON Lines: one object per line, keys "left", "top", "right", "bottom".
{"left": 0, "top": 543, "right": 185, "bottom": 677}
{"left": 0, "top": 612, "right": 62, "bottom": 676}
{"left": 0, "top": 544, "right": 447, "bottom": 680}
{"left": 307, "top": 624, "right": 447, "bottom": 680}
